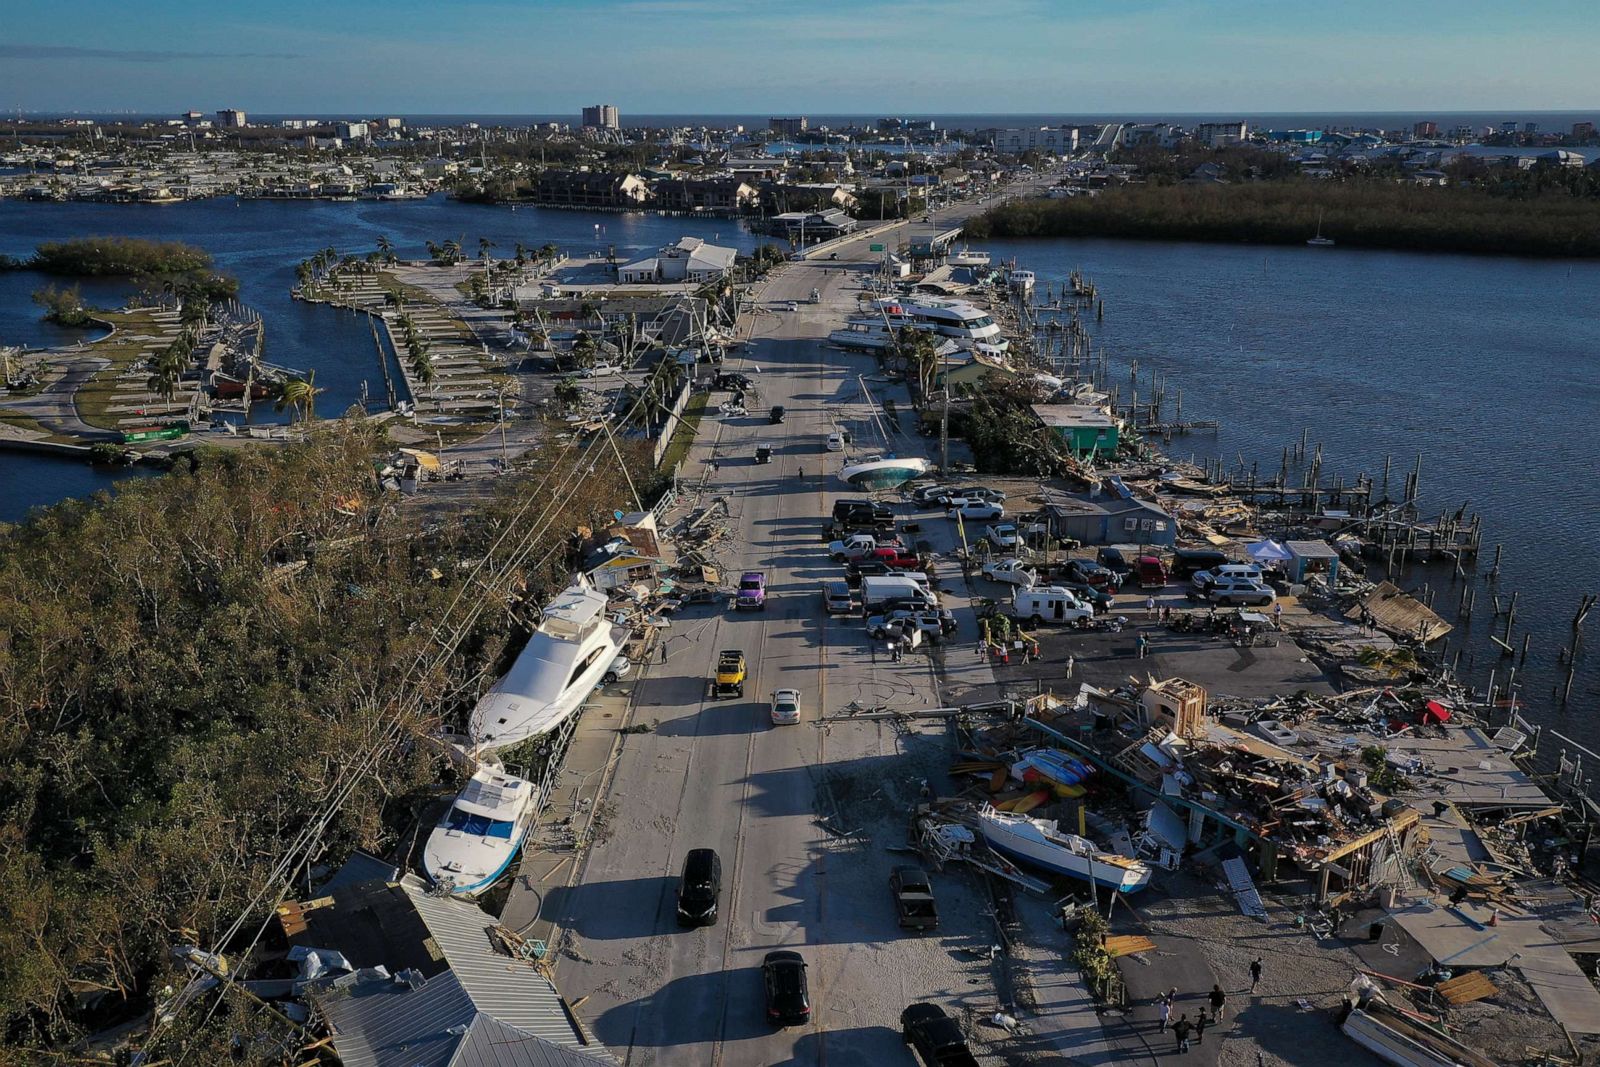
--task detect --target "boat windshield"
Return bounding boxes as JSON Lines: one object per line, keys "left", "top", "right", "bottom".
{"left": 446, "top": 807, "right": 516, "bottom": 839}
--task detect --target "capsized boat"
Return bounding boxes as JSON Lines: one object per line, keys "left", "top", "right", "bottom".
{"left": 468, "top": 580, "right": 625, "bottom": 754}
{"left": 422, "top": 762, "right": 537, "bottom": 896}
{"left": 839, "top": 455, "right": 931, "bottom": 491}
{"left": 977, "top": 806, "right": 1151, "bottom": 892}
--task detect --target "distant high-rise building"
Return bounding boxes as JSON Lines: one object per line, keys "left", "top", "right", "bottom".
{"left": 770, "top": 116, "right": 809, "bottom": 138}
{"left": 182, "top": 109, "right": 205, "bottom": 123}
{"left": 581, "top": 104, "right": 619, "bottom": 129}
{"left": 1413, "top": 120, "right": 1439, "bottom": 138}
{"left": 382, "top": 116, "right": 405, "bottom": 130}
{"left": 1193, "top": 121, "right": 1248, "bottom": 147}
{"left": 1524, "top": 122, "right": 1539, "bottom": 134}
{"left": 216, "top": 109, "right": 247, "bottom": 128}
{"left": 336, "top": 121, "right": 370, "bottom": 140}
{"left": 1573, "top": 121, "right": 1597, "bottom": 140}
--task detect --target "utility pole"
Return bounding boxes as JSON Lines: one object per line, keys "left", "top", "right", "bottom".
{"left": 940, "top": 389, "right": 950, "bottom": 472}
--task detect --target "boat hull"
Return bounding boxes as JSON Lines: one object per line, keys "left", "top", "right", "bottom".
{"left": 840, "top": 457, "right": 931, "bottom": 491}
{"left": 978, "top": 810, "right": 1151, "bottom": 892}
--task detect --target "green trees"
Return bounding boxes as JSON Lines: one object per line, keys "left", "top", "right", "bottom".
{"left": 31, "top": 284, "right": 92, "bottom": 326}
{"left": 146, "top": 333, "right": 191, "bottom": 407}
{"left": 31, "top": 236, "right": 213, "bottom": 276}
{"left": 896, "top": 329, "right": 940, "bottom": 401}
{"left": 570, "top": 331, "right": 597, "bottom": 368}
{"left": 376, "top": 234, "right": 396, "bottom": 264}
{"left": 962, "top": 180, "right": 1600, "bottom": 257}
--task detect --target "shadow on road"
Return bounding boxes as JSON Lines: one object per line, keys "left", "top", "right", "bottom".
{"left": 652, "top": 701, "right": 762, "bottom": 738}
{"left": 592, "top": 967, "right": 771, "bottom": 1048}
{"left": 777, "top": 1026, "right": 911, "bottom": 1066}
{"left": 543, "top": 875, "right": 673, "bottom": 941}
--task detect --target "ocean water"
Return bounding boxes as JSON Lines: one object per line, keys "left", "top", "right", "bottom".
{"left": 986, "top": 235, "right": 1600, "bottom": 736}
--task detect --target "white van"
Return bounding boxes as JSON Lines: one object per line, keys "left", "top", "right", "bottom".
{"left": 861, "top": 574, "right": 936, "bottom": 612}
{"left": 1012, "top": 586, "right": 1094, "bottom": 626}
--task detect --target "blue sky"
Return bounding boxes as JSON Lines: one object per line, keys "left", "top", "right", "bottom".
{"left": 2, "top": 0, "right": 1595, "bottom": 115}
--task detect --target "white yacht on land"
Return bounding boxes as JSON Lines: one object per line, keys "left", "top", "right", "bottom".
{"left": 422, "top": 761, "right": 538, "bottom": 896}
{"left": 977, "top": 806, "right": 1152, "bottom": 892}
{"left": 839, "top": 455, "right": 932, "bottom": 491}
{"left": 866, "top": 297, "right": 1010, "bottom": 352}
{"left": 468, "top": 580, "right": 625, "bottom": 754}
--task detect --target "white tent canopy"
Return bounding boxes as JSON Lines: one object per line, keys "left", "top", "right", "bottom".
{"left": 1246, "top": 539, "right": 1294, "bottom": 563}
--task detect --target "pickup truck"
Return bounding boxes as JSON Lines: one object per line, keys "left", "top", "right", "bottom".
{"left": 827, "top": 533, "right": 903, "bottom": 562}
{"left": 711, "top": 650, "right": 747, "bottom": 698}
{"left": 890, "top": 866, "right": 939, "bottom": 930}
{"left": 981, "top": 559, "right": 1038, "bottom": 588}
{"left": 735, "top": 572, "right": 767, "bottom": 611}
{"left": 859, "top": 547, "right": 922, "bottom": 571}
{"left": 900, "top": 1004, "right": 979, "bottom": 1067}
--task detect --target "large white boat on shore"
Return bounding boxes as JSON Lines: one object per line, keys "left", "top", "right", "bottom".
{"left": 977, "top": 806, "right": 1152, "bottom": 892}
{"left": 422, "top": 761, "right": 538, "bottom": 896}
{"left": 868, "top": 297, "right": 1009, "bottom": 352}
{"left": 468, "top": 580, "right": 626, "bottom": 754}
{"left": 839, "top": 455, "right": 932, "bottom": 491}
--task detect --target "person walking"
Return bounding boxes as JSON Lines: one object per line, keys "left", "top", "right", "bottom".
{"left": 1146, "top": 595, "right": 1156, "bottom": 619}
{"left": 1209, "top": 983, "right": 1227, "bottom": 1021}
{"left": 1194, "top": 1009, "right": 1209, "bottom": 1045}
{"left": 1272, "top": 601, "right": 1283, "bottom": 627}
{"left": 1158, "top": 987, "right": 1175, "bottom": 1030}
{"left": 1135, "top": 633, "right": 1148, "bottom": 659}
{"left": 1249, "top": 957, "right": 1263, "bottom": 992}
{"left": 659, "top": 643, "right": 669, "bottom": 664}
{"left": 1172, "top": 1014, "right": 1193, "bottom": 1053}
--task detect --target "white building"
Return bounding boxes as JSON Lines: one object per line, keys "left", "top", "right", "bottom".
{"left": 216, "top": 109, "right": 247, "bottom": 128}
{"left": 993, "top": 127, "right": 1079, "bottom": 154}
{"left": 1192, "top": 121, "right": 1249, "bottom": 147}
{"left": 618, "top": 237, "right": 738, "bottom": 285}
{"left": 336, "top": 121, "right": 370, "bottom": 141}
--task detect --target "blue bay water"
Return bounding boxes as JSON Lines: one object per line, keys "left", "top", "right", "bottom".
{"left": 986, "top": 235, "right": 1600, "bottom": 728}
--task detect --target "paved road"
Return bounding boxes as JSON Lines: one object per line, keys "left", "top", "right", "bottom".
{"left": 546, "top": 188, "right": 1059, "bottom": 1065}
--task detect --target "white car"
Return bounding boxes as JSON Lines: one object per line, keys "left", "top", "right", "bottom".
{"left": 602, "top": 651, "right": 633, "bottom": 684}
{"left": 1190, "top": 564, "right": 1264, "bottom": 591}
{"left": 826, "top": 433, "right": 846, "bottom": 452}
{"left": 770, "top": 688, "right": 802, "bottom": 726}
{"left": 948, "top": 501, "right": 1003, "bottom": 521}
{"left": 1206, "top": 578, "right": 1276, "bottom": 607}
{"left": 580, "top": 363, "right": 620, "bottom": 378}
{"left": 981, "top": 559, "right": 1038, "bottom": 587}
{"left": 984, "top": 523, "right": 1021, "bottom": 549}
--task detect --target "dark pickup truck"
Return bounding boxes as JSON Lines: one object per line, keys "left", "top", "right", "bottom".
{"left": 890, "top": 866, "right": 939, "bottom": 931}
{"left": 901, "top": 1003, "right": 979, "bottom": 1067}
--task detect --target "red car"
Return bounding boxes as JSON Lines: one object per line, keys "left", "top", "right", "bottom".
{"left": 862, "top": 547, "right": 921, "bottom": 571}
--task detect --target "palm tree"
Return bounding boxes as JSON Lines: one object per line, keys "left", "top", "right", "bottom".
{"left": 553, "top": 375, "right": 582, "bottom": 410}
{"left": 294, "top": 261, "right": 312, "bottom": 290}
{"left": 275, "top": 369, "right": 322, "bottom": 423}
{"left": 425, "top": 240, "right": 440, "bottom": 263}
{"left": 376, "top": 234, "right": 395, "bottom": 264}
{"left": 571, "top": 331, "right": 597, "bottom": 368}
{"left": 513, "top": 242, "right": 527, "bottom": 268}
{"left": 478, "top": 236, "right": 494, "bottom": 263}
{"left": 441, "top": 239, "right": 462, "bottom": 264}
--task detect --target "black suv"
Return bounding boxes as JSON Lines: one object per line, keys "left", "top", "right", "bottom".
{"left": 769, "top": 405, "right": 786, "bottom": 424}
{"left": 675, "top": 848, "right": 721, "bottom": 927}
{"left": 762, "top": 950, "right": 811, "bottom": 1027}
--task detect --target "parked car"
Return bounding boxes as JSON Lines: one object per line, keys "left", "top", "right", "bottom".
{"left": 826, "top": 432, "right": 846, "bottom": 451}
{"left": 908, "top": 483, "right": 949, "bottom": 506}
{"left": 579, "top": 363, "right": 620, "bottom": 378}
{"left": 981, "top": 559, "right": 1037, "bottom": 587}
{"left": 1064, "top": 558, "right": 1120, "bottom": 590}
{"left": 769, "top": 405, "right": 786, "bottom": 424}
{"left": 940, "top": 485, "right": 1005, "bottom": 504}
{"left": 846, "top": 559, "right": 896, "bottom": 584}
{"left": 762, "top": 951, "right": 811, "bottom": 1026}
{"left": 1206, "top": 578, "right": 1276, "bottom": 606}
{"left": 676, "top": 848, "right": 722, "bottom": 927}
{"left": 1134, "top": 554, "right": 1170, "bottom": 589}
{"left": 901, "top": 1003, "right": 980, "bottom": 1067}
{"left": 867, "top": 610, "right": 946, "bottom": 641}
{"left": 984, "top": 522, "right": 1021, "bottom": 549}
{"left": 602, "top": 651, "right": 633, "bottom": 684}
{"left": 828, "top": 533, "right": 902, "bottom": 562}
{"left": 1013, "top": 586, "right": 1095, "bottom": 626}
{"left": 714, "top": 372, "right": 752, "bottom": 391}
{"left": 1058, "top": 580, "right": 1114, "bottom": 611}
{"left": 1096, "top": 546, "right": 1133, "bottom": 576}
{"left": 859, "top": 547, "right": 922, "bottom": 570}
{"left": 890, "top": 866, "right": 939, "bottom": 930}
{"left": 822, "top": 579, "right": 856, "bottom": 615}
{"left": 1190, "top": 563, "right": 1263, "bottom": 591}
{"left": 784, "top": 301, "right": 799, "bottom": 311}
{"left": 947, "top": 501, "right": 1003, "bottom": 521}
{"left": 1171, "top": 546, "right": 1231, "bottom": 577}
{"left": 770, "top": 688, "right": 802, "bottom": 726}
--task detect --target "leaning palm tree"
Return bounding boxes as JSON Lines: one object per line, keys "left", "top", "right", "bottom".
{"left": 376, "top": 234, "right": 395, "bottom": 264}
{"left": 275, "top": 369, "right": 322, "bottom": 423}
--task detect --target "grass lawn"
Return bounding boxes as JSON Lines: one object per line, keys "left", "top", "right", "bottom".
{"left": 71, "top": 309, "right": 185, "bottom": 431}
{"left": 657, "top": 390, "right": 708, "bottom": 472}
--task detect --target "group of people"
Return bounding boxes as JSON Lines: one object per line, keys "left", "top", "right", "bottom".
{"left": 1156, "top": 959, "right": 1262, "bottom": 1054}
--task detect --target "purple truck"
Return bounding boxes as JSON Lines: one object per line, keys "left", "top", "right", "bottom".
{"left": 736, "top": 571, "right": 768, "bottom": 611}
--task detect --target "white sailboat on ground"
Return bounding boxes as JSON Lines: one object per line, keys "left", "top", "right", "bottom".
{"left": 977, "top": 806, "right": 1152, "bottom": 892}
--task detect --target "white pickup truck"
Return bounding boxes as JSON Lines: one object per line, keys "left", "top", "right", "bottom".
{"left": 828, "top": 533, "right": 900, "bottom": 562}
{"left": 981, "top": 559, "right": 1038, "bottom": 588}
